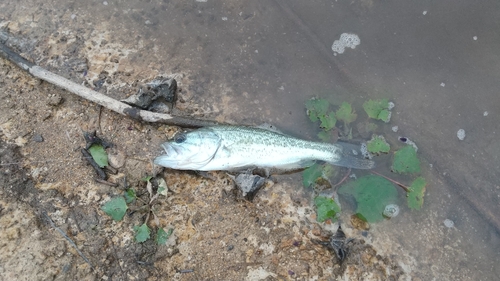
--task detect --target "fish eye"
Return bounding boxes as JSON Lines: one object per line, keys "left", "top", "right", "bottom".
{"left": 174, "top": 133, "right": 186, "bottom": 143}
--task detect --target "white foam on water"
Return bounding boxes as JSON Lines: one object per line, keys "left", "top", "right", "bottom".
{"left": 332, "top": 33, "right": 360, "bottom": 55}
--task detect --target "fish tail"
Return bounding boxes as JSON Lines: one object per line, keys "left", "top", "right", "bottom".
{"left": 332, "top": 155, "right": 375, "bottom": 169}
{"left": 331, "top": 142, "right": 375, "bottom": 170}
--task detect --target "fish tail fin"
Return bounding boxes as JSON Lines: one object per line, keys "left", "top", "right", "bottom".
{"left": 331, "top": 141, "right": 375, "bottom": 170}
{"left": 333, "top": 155, "right": 375, "bottom": 169}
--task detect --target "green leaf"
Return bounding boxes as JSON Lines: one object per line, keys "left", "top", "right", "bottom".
{"left": 367, "top": 135, "right": 390, "bottom": 154}
{"left": 157, "top": 178, "right": 168, "bottom": 197}
{"left": 124, "top": 188, "right": 136, "bottom": 204}
{"left": 317, "top": 131, "right": 332, "bottom": 142}
{"left": 339, "top": 175, "right": 398, "bottom": 223}
{"left": 321, "top": 164, "right": 336, "bottom": 179}
{"left": 392, "top": 146, "right": 421, "bottom": 174}
{"left": 407, "top": 177, "right": 426, "bottom": 210}
{"left": 88, "top": 144, "right": 108, "bottom": 168}
{"left": 378, "top": 109, "right": 391, "bottom": 123}
{"left": 302, "top": 163, "right": 323, "bottom": 188}
{"left": 318, "top": 113, "right": 337, "bottom": 131}
{"left": 156, "top": 228, "right": 173, "bottom": 245}
{"left": 363, "top": 99, "right": 390, "bottom": 121}
{"left": 305, "top": 98, "right": 330, "bottom": 122}
{"left": 134, "top": 224, "right": 151, "bottom": 243}
{"left": 102, "top": 197, "right": 128, "bottom": 221}
{"left": 141, "top": 175, "right": 153, "bottom": 182}
{"left": 336, "top": 102, "right": 357, "bottom": 124}
{"left": 314, "top": 196, "right": 341, "bottom": 222}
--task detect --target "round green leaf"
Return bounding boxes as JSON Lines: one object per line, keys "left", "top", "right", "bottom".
{"left": 339, "top": 175, "right": 398, "bottom": 223}
{"left": 302, "top": 163, "right": 323, "bottom": 188}
{"left": 102, "top": 197, "right": 128, "bottom": 221}
{"left": 135, "top": 224, "right": 151, "bottom": 243}
{"left": 335, "top": 102, "right": 357, "bottom": 124}
{"left": 305, "top": 98, "right": 330, "bottom": 122}
{"left": 367, "top": 135, "right": 390, "bottom": 154}
{"left": 319, "top": 113, "right": 337, "bottom": 131}
{"left": 363, "top": 99, "right": 390, "bottom": 121}
{"left": 314, "top": 196, "right": 341, "bottom": 222}
{"left": 407, "top": 177, "right": 427, "bottom": 210}
{"left": 392, "top": 146, "right": 421, "bottom": 174}
{"left": 156, "top": 228, "right": 173, "bottom": 245}
{"left": 88, "top": 144, "right": 108, "bottom": 168}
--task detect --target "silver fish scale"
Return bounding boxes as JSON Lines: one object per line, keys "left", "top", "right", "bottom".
{"left": 205, "top": 126, "right": 341, "bottom": 169}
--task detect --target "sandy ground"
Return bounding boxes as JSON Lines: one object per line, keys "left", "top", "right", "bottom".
{"left": 1, "top": 1, "right": 499, "bottom": 280}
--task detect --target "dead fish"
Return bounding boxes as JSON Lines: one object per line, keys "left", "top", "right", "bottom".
{"left": 154, "top": 125, "right": 374, "bottom": 172}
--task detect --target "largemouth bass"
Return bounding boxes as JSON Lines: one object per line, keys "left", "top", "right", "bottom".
{"left": 154, "top": 126, "right": 374, "bottom": 171}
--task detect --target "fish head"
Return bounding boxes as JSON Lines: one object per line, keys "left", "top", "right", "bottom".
{"left": 154, "top": 129, "right": 221, "bottom": 170}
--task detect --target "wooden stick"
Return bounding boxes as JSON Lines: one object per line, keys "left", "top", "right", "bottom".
{"left": 0, "top": 40, "right": 224, "bottom": 128}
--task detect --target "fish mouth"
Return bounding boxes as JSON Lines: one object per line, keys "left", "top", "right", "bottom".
{"left": 161, "top": 143, "right": 179, "bottom": 156}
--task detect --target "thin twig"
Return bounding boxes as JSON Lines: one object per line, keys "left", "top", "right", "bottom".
{"left": 370, "top": 170, "right": 410, "bottom": 192}
{"left": 0, "top": 40, "right": 226, "bottom": 128}
{"left": 42, "top": 212, "right": 95, "bottom": 271}
{"left": 94, "top": 178, "right": 118, "bottom": 187}
{"left": 332, "top": 168, "right": 351, "bottom": 189}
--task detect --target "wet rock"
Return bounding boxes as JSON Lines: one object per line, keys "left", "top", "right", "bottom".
{"left": 32, "top": 134, "right": 44, "bottom": 143}
{"left": 230, "top": 173, "right": 266, "bottom": 201}
{"left": 121, "top": 76, "right": 177, "bottom": 113}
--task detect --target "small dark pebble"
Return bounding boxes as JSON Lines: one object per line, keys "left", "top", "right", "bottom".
{"left": 32, "top": 134, "right": 44, "bottom": 143}
{"left": 293, "top": 241, "right": 301, "bottom": 247}
{"left": 361, "top": 231, "right": 368, "bottom": 237}
{"left": 288, "top": 270, "right": 295, "bottom": 276}
{"left": 243, "top": 238, "right": 248, "bottom": 242}
{"left": 227, "top": 245, "right": 234, "bottom": 251}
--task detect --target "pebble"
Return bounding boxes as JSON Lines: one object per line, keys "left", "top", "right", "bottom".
{"left": 457, "top": 129, "right": 465, "bottom": 140}
{"left": 473, "top": 36, "right": 477, "bottom": 41}
{"left": 440, "top": 82, "right": 445, "bottom": 87}
{"left": 483, "top": 111, "right": 488, "bottom": 116}
{"left": 444, "top": 219, "right": 454, "bottom": 228}
{"left": 391, "top": 126, "right": 399, "bottom": 132}
{"left": 107, "top": 148, "right": 126, "bottom": 168}
{"left": 32, "top": 134, "right": 44, "bottom": 143}
{"left": 47, "top": 94, "right": 63, "bottom": 106}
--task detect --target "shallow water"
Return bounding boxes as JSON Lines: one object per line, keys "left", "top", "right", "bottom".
{"left": 2, "top": 0, "right": 499, "bottom": 279}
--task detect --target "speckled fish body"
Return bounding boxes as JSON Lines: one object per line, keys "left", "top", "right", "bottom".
{"left": 154, "top": 126, "right": 374, "bottom": 171}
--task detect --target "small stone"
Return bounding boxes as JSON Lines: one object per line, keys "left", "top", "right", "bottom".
{"left": 444, "top": 219, "right": 454, "bottom": 228}
{"left": 391, "top": 126, "right": 399, "bottom": 132}
{"left": 47, "top": 94, "right": 63, "bottom": 106}
{"left": 473, "top": 36, "right": 477, "bottom": 41}
{"left": 108, "top": 148, "right": 126, "bottom": 168}
{"left": 457, "top": 129, "right": 465, "bottom": 140}
{"left": 483, "top": 111, "right": 488, "bottom": 116}
{"left": 103, "top": 1, "right": 108, "bottom": 5}
{"left": 227, "top": 245, "right": 234, "bottom": 251}
{"left": 32, "top": 134, "right": 44, "bottom": 143}
{"left": 423, "top": 11, "right": 427, "bottom": 15}
{"left": 440, "top": 82, "right": 445, "bottom": 87}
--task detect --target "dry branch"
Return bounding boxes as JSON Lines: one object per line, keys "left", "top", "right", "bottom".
{"left": 0, "top": 38, "right": 224, "bottom": 128}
